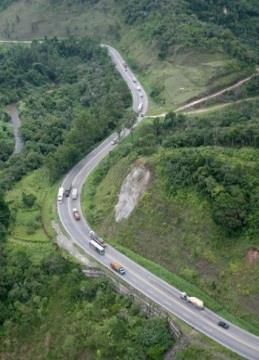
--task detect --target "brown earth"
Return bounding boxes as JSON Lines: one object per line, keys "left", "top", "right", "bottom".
{"left": 246, "top": 248, "right": 259, "bottom": 264}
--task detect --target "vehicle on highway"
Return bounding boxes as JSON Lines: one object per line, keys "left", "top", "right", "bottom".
{"left": 140, "top": 93, "right": 143, "bottom": 98}
{"left": 140, "top": 113, "right": 144, "bottom": 117}
{"left": 89, "top": 239, "right": 105, "bottom": 255}
{"left": 137, "top": 85, "right": 141, "bottom": 91}
{"left": 111, "top": 261, "right": 126, "bottom": 275}
{"left": 218, "top": 321, "right": 229, "bottom": 329}
{"left": 89, "top": 230, "right": 106, "bottom": 247}
{"left": 71, "top": 188, "right": 78, "bottom": 200}
{"left": 111, "top": 138, "right": 118, "bottom": 145}
{"left": 57, "top": 187, "right": 64, "bottom": 203}
{"left": 72, "top": 208, "right": 81, "bottom": 221}
{"left": 137, "top": 103, "right": 143, "bottom": 113}
{"left": 180, "top": 292, "right": 204, "bottom": 310}
{"left": 132, "top": 77, "right": 137, "bottom": 83}
{"left": 64, "top": 184, "right": 72, "bottom": 197}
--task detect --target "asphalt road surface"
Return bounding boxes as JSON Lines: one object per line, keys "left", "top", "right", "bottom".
{"left": 57, "top": 45, "right": 259, "bottom": 360}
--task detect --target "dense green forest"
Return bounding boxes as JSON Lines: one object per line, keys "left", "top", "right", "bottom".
{"left": 0, "top": 250, "right": 172, "bottom": 359}
{"left": 0, "top": 38, "right": 132, "bottom": 187}
{"left": 0, "top": 37, "right": 174, "bottom": 359}
{"left": 118, "top": 0, "right": 258, "bottom": 63}
{"left": 0, "top": 109, "right": 13, "bottom": 162}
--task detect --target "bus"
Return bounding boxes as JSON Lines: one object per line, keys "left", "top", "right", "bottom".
{"left": 57, "top": 187, "right": 64, "bottom": 203}
{"left": 89, "top": 240, "right": 105, "bottom": 255}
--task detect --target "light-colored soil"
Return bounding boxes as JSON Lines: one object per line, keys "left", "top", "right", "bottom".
{"left": 115, "top": 165, "right": 150, "bottom": 222}
{"left": 246, "top": 248, "right": 259, "bottom": 264}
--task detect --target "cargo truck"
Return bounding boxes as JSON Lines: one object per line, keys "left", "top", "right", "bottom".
{"left": 137, "top": 103, "right": 143, "bottom": 113}
{"left": 89, "top": 240, "right": 105, "bottom": 255}
{"left": 89, "top": 230, "right": 106, "bottom": 247}
{"left": 180, "top": 292, "right": 204, "bottom": 310}
{"left": 71, "top": 188, "right": 78, "bottom": 200}
{"left": 58, "top": 187, "right": 64, "bottom": 203}
{"left": 111, "top": 261, "right": 126, "bottom": 275}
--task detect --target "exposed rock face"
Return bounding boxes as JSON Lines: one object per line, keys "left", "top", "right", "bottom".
{"left": 115, "top": 165, "right": 150, "bottom": 222}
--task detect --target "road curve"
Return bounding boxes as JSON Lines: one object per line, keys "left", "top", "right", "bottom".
{"left": 1, "top": 39, "right": 258, "bottom": 358}
{"left": 57, "top": 45, "right": 259, "bottom": 360}
{"left": 6, "top": 103, "right": 23, "bottom": 154}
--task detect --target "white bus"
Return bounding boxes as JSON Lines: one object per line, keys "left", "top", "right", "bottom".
{"left": 57, "top": 187, "right": 64, "bottom": 203}
{"left": 89, "top": 240, "right": 105, "bottom": 255}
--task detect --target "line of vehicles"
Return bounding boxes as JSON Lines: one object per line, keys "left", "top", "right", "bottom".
{"left": 57, "top": 58, "right": 231, "bottom": 332}
{"left": 57, "top": 186, "right": 126, "bottom": 275}
{"left": 58, "top": 183, "right": 230, "bottom": 329}
{"left": 122, "top": 62, "right": 144, "bottom": 116}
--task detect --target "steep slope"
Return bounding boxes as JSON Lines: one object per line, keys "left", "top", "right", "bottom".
{"left": 0, "top": 0, "right": 257, "bottom": 112}
{"left": 82, "top": 98, "right": 259, "bottom": 335}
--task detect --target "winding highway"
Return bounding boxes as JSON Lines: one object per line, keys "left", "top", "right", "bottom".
{"left": 56, "top": 45, "right": 258, "bottom": 359}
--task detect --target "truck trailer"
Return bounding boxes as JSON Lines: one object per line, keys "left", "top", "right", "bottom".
{"left": 110, "top": 262, "right": 126, "bottom": 275}
{"left": 180, "top": 292, "right": 204, "bottom": 310}
{"left": 57, "top": 187, "right": 64, "bottom": 203}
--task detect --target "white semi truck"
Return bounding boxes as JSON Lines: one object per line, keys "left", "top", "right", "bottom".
{"left": 137, "top": 103, "right": 143, "bottom": 113}
{"left": 57, "top": 187, "right": 64, "bottom": 203}
{"left": 180, "top": 292, "right": 204, "bottom": 310}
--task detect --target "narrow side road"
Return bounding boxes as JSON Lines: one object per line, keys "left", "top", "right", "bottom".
{"left": 5, "top": 103, "right": 23, "bottom": 154}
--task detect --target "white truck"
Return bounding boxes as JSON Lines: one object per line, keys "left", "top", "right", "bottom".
{"left": 137, "top": 103, "right": 143, "bottom": 113}
{"left": 89, "top": 230, "right": 106, "bottom": 248}
{"left": 57, "top": 187, "right": 64, "bottom": 203}
{"left": 71, "top": 188, "right": 78, "bottom": 200}
{"left": 180, "top": 292, "right": 204, "bottom": 310}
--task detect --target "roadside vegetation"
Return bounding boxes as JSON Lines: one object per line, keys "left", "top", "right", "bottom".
{"left": 0, "top": 0, "right": 257, "bottom": 112}
{"left": 82, "top": 97, "right": 259, "bottom": 335}
{"left": 0, "top": 108, "right": 13, "bottom": 161}
{"left": 0, "top": 38, "right": 174, "bottom": 359}
{"left": 0, "top": 38, "right": 132, "bottom": 185}
{"left": 0, "top": 1, "right": 258, "bottom": 357}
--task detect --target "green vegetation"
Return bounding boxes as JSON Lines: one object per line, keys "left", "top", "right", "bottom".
{"left": 0, "top": 34, "right": 175, "bottom": 360}
{"left": 0, "top": 108, "right": 13, "bottom": 161}
{"left": 82, "top": 96, "right": 259, "bottom": 334}
{"left": 6, "top": 168, "right": 56, "bottom": 262}
{"left": 0, "top": 38, "right": 131, "bottom": 184}
{"left": 0, "top": 250, "right": 173, "bottom": 359}
{"left": 0, "top": 0, "right": 257, "bottom": 112}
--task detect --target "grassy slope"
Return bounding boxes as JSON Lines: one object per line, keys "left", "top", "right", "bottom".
{"left": 6, "top": 167, "right": 57, "bottom": 263}
{"left": 82, "top": 140, "right": 259, "bottom": 335}
{"left": 0, "top": 0, "right": 253, "bottom": 114}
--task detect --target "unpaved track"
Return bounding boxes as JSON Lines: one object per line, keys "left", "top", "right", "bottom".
{"left": 6, "top": 103, "right": 23, "bottom": 154}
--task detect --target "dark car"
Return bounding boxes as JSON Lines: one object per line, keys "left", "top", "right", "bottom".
{"left": 64, "top": 185, "right": 72, "bottom": 197}
{"left": 218, "top": 321, "right": 229, "bottom": 329}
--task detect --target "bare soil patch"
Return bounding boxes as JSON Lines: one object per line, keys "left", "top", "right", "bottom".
{"left": 246, "top": 248, "right": 259, "bottom": 264}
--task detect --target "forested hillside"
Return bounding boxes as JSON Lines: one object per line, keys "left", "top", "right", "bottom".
{"left": 0, "top": 0, "right": 258, "bottom": 358}
{"left": 83, "top": 94, "right": 259, "bottom": 334}
{"left": 0, "top": 38, "right": 174, "bottom": 359}
{"left": 0, "top": 0, "right": 257, "bottom": 112}
{"left": 0, "top": 38, "right": 131, "bottom": 186}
